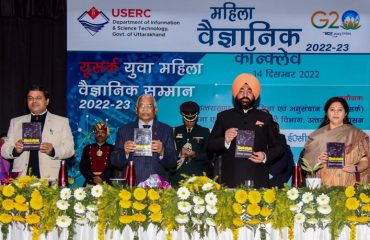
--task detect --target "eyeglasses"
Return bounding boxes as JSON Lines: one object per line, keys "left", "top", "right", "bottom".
{"left": 27, "top": 96, "right": 44, "bottom": 102}
{"left": 138, "top": 103, "right": 154, "bottom": 109}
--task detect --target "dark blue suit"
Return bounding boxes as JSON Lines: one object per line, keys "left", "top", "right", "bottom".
{"left": 110, "top": 120, "right": 177, "bottom": 185}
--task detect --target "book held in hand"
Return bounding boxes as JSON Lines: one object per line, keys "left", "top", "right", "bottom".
{"left": 22, "top": 122, "right": 42, "bottom": 151}
{"left": 235, "top": 130, "right": 255, "bottom": 158}
{"left": 327, "top": 142, "right": 345, "bottom": 168}
{"left": 134, "top": 128, "right": 152, "bottom": 156}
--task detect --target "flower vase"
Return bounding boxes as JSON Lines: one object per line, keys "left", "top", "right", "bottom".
{"left": 305, "top": 177, "right": 321, "bottom": 189}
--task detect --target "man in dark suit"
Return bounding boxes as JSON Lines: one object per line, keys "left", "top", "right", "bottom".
{"left": 110, "top": 94, "right": 177, "bottom": 185}
{"left": 170, "top": 101, "right": 213, "bottom": 186}
{"left": 79, "top": 122, "right": 114, "bottom": 186}
{"left": 268, "top": 122, "right": 294, "bottom": 188}
{"left": 207, "top": 73, "right": 283, "bottom": 188}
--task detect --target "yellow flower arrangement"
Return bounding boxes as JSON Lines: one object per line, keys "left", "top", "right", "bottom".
{"left": 2, "top": 185, "right": 15, "bottom": 197}
{"left": 346, "top": 197, "right": 360, "bottom": 210}
{"left": 234, "top": 189, "right": 248, "bottom": 204}
{"left": 2, "top": 199, "right": 14, "bottom": 211}
{"left": 133, "top": 188, "right": 147, "bottom": 201}
{"left": 2, "top": 175, "right": 370, "bottom": 240}
{"left": 0, "top": 213, "right": 12, "bottom": 224}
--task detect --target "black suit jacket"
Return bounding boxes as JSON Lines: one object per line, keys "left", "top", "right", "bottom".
{"left": 207, "top": 108, "right": 283, "bottom": 188}
{"left": 110, "top": 120, "right": 177, "bottom": 185}
{"left": 268, "top": 134, "right": 294, "bottom": 188}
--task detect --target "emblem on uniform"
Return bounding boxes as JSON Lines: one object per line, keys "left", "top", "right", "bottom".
{"left": 96, "top": 149, "right": 103, "bottom": 156}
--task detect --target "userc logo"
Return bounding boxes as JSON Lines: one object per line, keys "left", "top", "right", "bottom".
{"left": 78, "top": 7, "right": 110, "bottom": 36}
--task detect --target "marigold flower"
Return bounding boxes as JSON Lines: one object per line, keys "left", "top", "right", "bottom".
{"left": 119, "top": 215, "right": 133, "bottom": 224}
{"left": 263, "top": 189, "right": 276, "bottom": 204}
{"left": 14, "top": 202, "right": 29, "bottom": 212}
{"left": 12, "top": 215, "right": 25, "bottom": 222}
{"left": 233, "top": 218, "right": 244, "bottom": 227}
{"left": 347, "top": 215, "right": 357, "bottom": 222}
{"left": 248, "top": 190, "right": 262, "bottom": 204}
{"left": 359, "top": 193, "right": 370, "bottom": 203}
{"left": 247, "top": 219, "right": 261, "bottom": 225}
{"left": 15, "top": 195, "right": 26, "bottom": 204}
{"left": 133, "top": 188, "right": 147, "bottom": 201}
{"left": 2, "top": 185, "right": 15, "bottom": 197}
{"left": 25, "top": 214, "right": 40, "bottom": 225}
{"left": 119, "top": 200, "right": 132, "bottom": 209}
{"left": 260, "top": 207, "right": 272, "bottom": 217}
{"left": 119, "top": 189, "right": 132, "bottom": 200}
{"left": 346, "top": 197, "right": 360, "bottom": 210}
{"left": 148, "top": 189, "right": 160, "bottom": 201}
{"left": 2, "top": 199, "right": 15, "bottom": 211}
{"left": 232, "top": 203, "right": 243, "bottom": 214}
{"left": 150, "top": 212, "right": 163, "bottom": 222}
{"left": 148, "top": 203, "right": 161, "bottom": 213}
{"left": 132, "top": 201, "right": 147, "bottom": 210}
{"left": 345, "top": 186, "right": 356, "bottom": 198}
{"left": 357, "top": 216, "right": 369, "bottom": 223}
{"left": 235, "top": 189, "right": 248, "bottom": 204}
{"left": 362, "top": 204, "right": 370, "bottom": 212}
{"left": 247, "top": 204, "right": 261, "bottom": 216}
{"left": 30, "top": 197, "right": 43, "bottom": 210}
{"left": 132, "top": 213, "right": 146, "bottom": 222}
{"left": 0, "top": 213, "right": 12, "bottom": 224}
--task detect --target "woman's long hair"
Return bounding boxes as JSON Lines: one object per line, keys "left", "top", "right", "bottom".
{"left": 318, "top": 96, "right": 351, "bottom": 128}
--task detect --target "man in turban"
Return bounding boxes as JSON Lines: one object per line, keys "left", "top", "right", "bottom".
{"left": 207, "top": 73, "right": 283, "bottom": 188}
{"left": 79, "top": 122, "right": 114, "bottom": 186}
{"left": 170, "top": 101, "right": 214, "bottom": 186}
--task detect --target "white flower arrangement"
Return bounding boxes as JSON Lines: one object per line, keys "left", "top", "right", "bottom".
{"left": 74, "top": 202, "right": 86, "bottom": 214}
{"left": 205, "top": 192, "right": 217, "bottom": 205}
{"left": 316, "top": 193, "right": 330, "bottom": 205}
{"left": 73, "top": 188, "right": 86, "bottom": 201}
{"left": 193, "top": 205, "right": 205, "bottom": 214}
{"left": 56, "top": 200, "right": 70, "bottom": 210}
{"left": 91, "top": 185, "right": 103, "bottom": 198}
{"left": 60, "top": 188, "right": 71, "bottom": 200}
{"left": 287, "top": 188, "right": 299, "bottom": 200}
{"left": 178, "top": 201, "right": 192, "bottom": 213}
{"left": 202, "top": 182, "right": 213, "bottom": 191}
{"left": 192, "top": 196, "right": 205, "bottom": 205}
{"left": 177, "top": 187, "right": 190, "bottom": 200}
{"left": 56, "top": 215, "right": 72, "bottom": 228}
{"left": 288, "top": 189, "right": 332, "bottom": 229}
{"left": 175, "top": 214, "right": 189, "bottom": 224}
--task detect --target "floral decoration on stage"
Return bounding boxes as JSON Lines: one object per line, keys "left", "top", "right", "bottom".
{"left": 1, "top": 176, "right": 370, "bottom": 240}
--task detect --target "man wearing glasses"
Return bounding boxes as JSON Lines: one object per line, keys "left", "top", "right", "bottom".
{"left": 110, "top": 94, "right": 177, "bottom": 185}
{"left": 1, "top": 85, "right": 75, "bottom": 179}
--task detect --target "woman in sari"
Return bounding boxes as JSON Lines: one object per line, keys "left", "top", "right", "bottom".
{"left": 302, "top": 97, "right": 370, "bottom": 187}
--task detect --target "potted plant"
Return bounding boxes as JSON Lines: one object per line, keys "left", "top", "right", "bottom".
{"left": 300, "top": 158, "right": 323, "bottom": 189}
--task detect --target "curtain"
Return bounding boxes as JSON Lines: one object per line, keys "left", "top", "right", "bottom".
{"left": 0, "top": 0, "right": 67, "bottom": 134}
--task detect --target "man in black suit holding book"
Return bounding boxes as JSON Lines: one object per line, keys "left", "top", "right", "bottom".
{"left": 207, "top": 73, "right": 283, "bottom": 188}
{"left": 110, "top": 94, "right": 177, "bottom": 185}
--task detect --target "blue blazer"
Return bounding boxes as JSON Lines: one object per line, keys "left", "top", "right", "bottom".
{"left": 110, "top": 120, "right": 177, "bottom": 184}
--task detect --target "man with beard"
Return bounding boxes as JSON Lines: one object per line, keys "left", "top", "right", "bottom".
{"left": 207, "top": 73, "right": 283, "bottom": 188}
{"left": 79, "top": 122, "right": 114, "bottom": 186}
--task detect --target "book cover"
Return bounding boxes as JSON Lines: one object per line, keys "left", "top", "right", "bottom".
{"left": 22, "top": 122, "right": 42, "bottom": 151}
{"left": 134, "top": 128, "right": 152, "bottom": 157}
{"left": 327, "top": 142, "right": 345, "bottom": 168}
{"left": 235, "top": 130, "right": 255, "bottom": 158}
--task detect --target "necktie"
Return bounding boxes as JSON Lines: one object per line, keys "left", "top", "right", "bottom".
{"left": 143, "top": 125, "right": 151, "bottom": 129}
{"left": 187, "top": 128, "right": 191, "bottom": 133}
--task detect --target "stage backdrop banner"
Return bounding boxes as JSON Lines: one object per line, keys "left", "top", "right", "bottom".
{"left": 67, "top": 0, "right": 370, "bottom": 186}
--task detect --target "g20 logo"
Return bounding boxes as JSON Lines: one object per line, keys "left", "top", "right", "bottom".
{"left": 311, "top": 10, "right": 361, "bottom": 30}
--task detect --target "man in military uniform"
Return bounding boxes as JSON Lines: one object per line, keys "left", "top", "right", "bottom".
{"left": 170, "top": 101, "right": 213, "bottom": 186}
{"left": 79, "top": 122, "right": 114, "bottom": 186}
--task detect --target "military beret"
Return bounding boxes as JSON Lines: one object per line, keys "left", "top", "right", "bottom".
{"left": 180, "top": 101, "right": 200, "bottom": 122}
